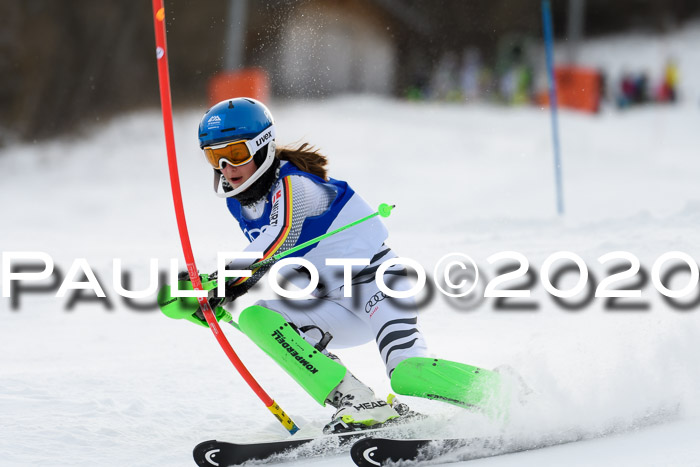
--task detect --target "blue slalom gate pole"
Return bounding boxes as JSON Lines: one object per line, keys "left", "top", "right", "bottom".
{"left": 542, "top": 0, "right": 565, "bottom": 216}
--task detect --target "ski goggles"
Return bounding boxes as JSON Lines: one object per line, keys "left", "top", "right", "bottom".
{"left": 203, "top": 125, "right": 276, "bottom": 170}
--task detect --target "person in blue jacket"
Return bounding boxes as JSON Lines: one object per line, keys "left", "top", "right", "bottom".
{"left": 190, "top": 97, "right": 430, "bottom": 433}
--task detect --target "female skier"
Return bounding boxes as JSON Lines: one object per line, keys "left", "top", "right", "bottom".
{"left": 160, "top": 97, "right": 506, "bottom": 434}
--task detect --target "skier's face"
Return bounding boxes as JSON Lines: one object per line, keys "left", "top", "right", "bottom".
{"left": 221, "top": 159, "right": 257, "bottom": 189}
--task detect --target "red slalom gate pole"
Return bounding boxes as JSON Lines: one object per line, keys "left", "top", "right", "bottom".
{"left": 150, "top": 0, "right": 299, "bottom": 435}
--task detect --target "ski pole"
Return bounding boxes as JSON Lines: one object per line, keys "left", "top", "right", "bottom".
{"left": 219, "top": 203, "right": 395, "bottom": 329}
{"left": 151, "top": 0, "right": 299, "bottom": 435}
{"left": 248, "top": 203, "right": 395, "bottom": 270}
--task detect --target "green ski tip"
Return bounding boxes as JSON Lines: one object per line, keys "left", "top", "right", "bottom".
{"left": 378, "top": 203, "right": 394, "bottom": 218}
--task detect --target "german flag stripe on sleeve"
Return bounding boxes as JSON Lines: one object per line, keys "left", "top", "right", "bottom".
{"left": 263, "top": 177, "right": 293, "bottom": 258}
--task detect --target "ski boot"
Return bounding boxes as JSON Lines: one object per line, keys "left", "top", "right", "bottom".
{"left": 322, "top": 371, "right": 401, "bottom": 434}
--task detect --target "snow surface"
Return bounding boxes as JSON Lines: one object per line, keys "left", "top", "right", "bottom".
{"left": 2, "top": 28, "right": 700, "bottom": 467}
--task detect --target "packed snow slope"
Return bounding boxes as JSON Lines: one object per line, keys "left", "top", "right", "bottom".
{"left": 1, "top": 95, "right": 699, "bottom": 466}
{"left": 2, "top": 28, "right": 700, "bottom": 467}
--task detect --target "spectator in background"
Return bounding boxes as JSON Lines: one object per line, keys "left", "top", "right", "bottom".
{"left": 431, "top": 52, "right": 460, "bottom": 101}
{"left": 617, "top": 71, "right": 650, "bottom": 109}
{"left": 460, "top": 47, "right": 482, "bottom": 103}
{"left": 513, "top": 64, "right": 534, "bottom": 105}
{"left": 498, "top": 43, "right": 533, "bottom": 105}
{"left": 656, "top": 59, "right": 679, "bottom": 103}
{"left": 632, "top": 72, "right": 650, "bottom": 104}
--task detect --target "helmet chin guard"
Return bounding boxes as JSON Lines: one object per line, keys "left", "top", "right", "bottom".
{"left": 214, "top": 141, "right": 276, "bottom": 198}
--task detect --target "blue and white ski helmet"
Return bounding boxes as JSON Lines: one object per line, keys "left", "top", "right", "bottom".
{"left": 198, "top": 97, "right": 277, "bottom": 198}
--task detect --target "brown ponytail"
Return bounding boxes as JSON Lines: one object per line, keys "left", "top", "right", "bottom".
{"left": 276, "top": 143, "right": 329, "bottom": 181}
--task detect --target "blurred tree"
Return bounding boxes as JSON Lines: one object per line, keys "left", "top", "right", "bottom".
{"left": 0, "top": 0, "right": 224, "bottom": 144}
{"left": 0, "top": 0, "right": 698, "bottom": 144}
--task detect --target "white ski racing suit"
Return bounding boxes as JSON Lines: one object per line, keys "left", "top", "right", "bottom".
{"left": 225, "top": 161, "right": 429, "bottom": 376}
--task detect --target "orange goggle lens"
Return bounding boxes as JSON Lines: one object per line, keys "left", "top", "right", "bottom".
{"left": 203, "top": 140, "right": 253, "bottom": 169}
